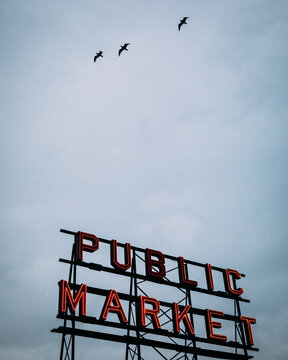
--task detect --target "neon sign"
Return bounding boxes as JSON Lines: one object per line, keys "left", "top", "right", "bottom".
{"left": 52, "top": 229, "right": 258, "bottom": 359}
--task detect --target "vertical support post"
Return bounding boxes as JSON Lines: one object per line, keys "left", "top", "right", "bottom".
{"left": 184, "top": 288, "right": 188, "bottom": 360}
{"left": 185, "top": 263, "right": 198, "bottom": 360}
{"left": 234, "top": 299, "right": 238, "bottom": 356}
{"left": 125, "top": 253, "right": 134, "bottom": 360}
{"left": 133, "top": 249, "right": 142, "bottom": 360}
{"left": 59, "top": 242, "right": 77, "bottom": 360}
{"left": 126, "top": 249, "right": 142, "bottom": 360}
{"left": 232, "top": 277, "right": 248, "bottom": 359}
{"left": 71, "top": 243, "right": 77, "bottom": 360}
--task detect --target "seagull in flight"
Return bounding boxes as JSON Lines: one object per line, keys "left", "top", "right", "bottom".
{"left": 118, "top": 43, "right": 130, "bottom": 56}
{"left": 94, "top": 51, "right": 103, "bottom": 62}
{"left": 178, "top": 17, "right": 189, "bottom": 31}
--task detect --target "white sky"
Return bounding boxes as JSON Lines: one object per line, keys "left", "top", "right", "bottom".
{"left": 0, "top": 1, "right": 287, "bottom": 359}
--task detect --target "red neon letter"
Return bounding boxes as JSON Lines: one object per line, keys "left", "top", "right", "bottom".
{"left": 59, "top": 280, "right": 87, "bottom": 316}
{"left": 178, "top": 257, "right": 198, "bottom": 287}
{"left": 110, "top": 240, "right": 132, "bottom": 270}
{"left": 205, "top": 263, "right": 214, "bottom": 291}
{"left": 77, "top": 231, "right": 99, "bottom": 261}
{"left": 139, "top": 296, "right": 161, "bottom": 329}
{"left": 100, "top": 289, "right": 128, "bottom": 324}
{"left": 145, "top": 249, "right": 166, "bottom": 279}
{"left": 205, "top": 309, "right": 227, "bottom": 341}
{"left": 173, "top": 303, "right": 195, "bottom": 336}
{"left": 224, "top": 268, "right": 244, "bottom": 296}
{"left": 240, "top": 316, "right": 257, "bottom": 346}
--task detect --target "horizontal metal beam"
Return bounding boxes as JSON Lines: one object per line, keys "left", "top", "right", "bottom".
{"left": 51, "top": 326, "right": 254, "bottom": 360}
{"left": 59, "top": 258, "right": 250, "bottom": 303}
{"left": 57, "top": 313, "right": 258, "bottom": 352}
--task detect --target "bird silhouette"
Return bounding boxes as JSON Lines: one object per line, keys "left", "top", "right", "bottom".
{"left": 178, "top": 17, "right": 189, "bottom": 31}
{"left": 94, "top": 51, "right": 103, "bottom": 62}
{"left": 118, "top": 43, "right": 130, "bottom": 56}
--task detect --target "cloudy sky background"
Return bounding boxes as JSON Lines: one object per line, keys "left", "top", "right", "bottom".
{"left": 0, "top": 0, "right": 287, "bottom": 359}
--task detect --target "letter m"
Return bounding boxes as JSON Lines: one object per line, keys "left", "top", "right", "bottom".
{"left": 58, "top": 280, "right": 87, "bottom": 316}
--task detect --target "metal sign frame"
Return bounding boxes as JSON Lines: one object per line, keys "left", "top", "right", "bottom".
{"left": 51, "top": 229, "right": 258, "bottom": 360}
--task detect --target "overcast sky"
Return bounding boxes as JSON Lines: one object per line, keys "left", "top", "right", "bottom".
{"left": 0, "top": 0, "right": 287, "bottom": 359}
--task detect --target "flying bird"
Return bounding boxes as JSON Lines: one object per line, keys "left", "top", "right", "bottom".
{"left": 118, "top": 43, "right": 130, "bottom": 56}
{"left": 178, "top": 17, "right": 189, "bottom": 31}
{"left": 94, "top": 51, "right": 103, "bottom": 62}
